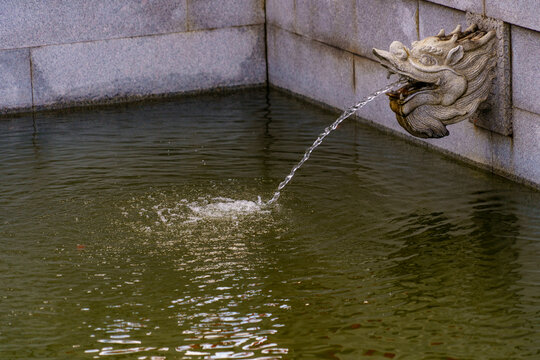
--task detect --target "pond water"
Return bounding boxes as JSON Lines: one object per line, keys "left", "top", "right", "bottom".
{"left": 1, "top": 89, "right": 539, "bottom": 359}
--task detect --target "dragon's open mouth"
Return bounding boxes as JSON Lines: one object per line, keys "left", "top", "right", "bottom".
{"left": 371, "top": 47, "right": 438, "bottom": 103}
{"left": 387, "top": 75, "right": 436, "bottom": 102}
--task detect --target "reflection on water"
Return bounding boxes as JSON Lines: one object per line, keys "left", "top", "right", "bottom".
{"left": 0, "top": 89, "right": 539, "bottom": 359}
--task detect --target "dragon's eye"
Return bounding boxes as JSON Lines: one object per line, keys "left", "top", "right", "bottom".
{"left": 419, "top": 55, "right": 436, "bottom": 66}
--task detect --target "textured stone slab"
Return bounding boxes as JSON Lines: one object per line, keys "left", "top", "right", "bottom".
{"left": 268, "top": 26, "right": 355, "bottom": 110}
{"left": 0, "top": 49, "right": 33, "bottom": 112}
{"left": 423, "top": 118, "right": 493, "bottom": 167}
{"left": 492, "top": 109, "right": 540, "bottom": 185}
{"left": 266, "top": 0, "right": 296, "bottom": 32}
{"left": 188, "top": 0, "right": 264, "bottom": 31}
{"left": 466, "top": 13, "right": 512, "bottom": 136}
{"left": 294, "top": 0, "right": 358, "bottom": 54}
{"left": 424, "top": 0, "right": 482, "bottom": 13}
{"left": 512, "top": 26, "right": 540, "bottom": 116}
{"left": 291, "top": 0, "right": 417, "bottom": 60}
{"left": 486, "top": 0, "right": 540, "bottom": 32}
{"left": 419, "top": 1, "right": 466, "bottom": 39}
{"left": 0, "top": 0, "right": 187, "bottom": 49}
{"left": 31, "top": 26, "right": 266, "bottom": 108}
{"left": 355, "top": 0, "right": 419, "bottom": 59}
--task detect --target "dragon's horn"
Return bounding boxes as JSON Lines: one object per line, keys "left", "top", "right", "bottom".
{"left": 465, "top": 24, "right": 478, "bottom": 32}
{"left": 449, "top": 24, "right": 462, "bottom": 35}
{"left": 462, "top": 30, "right": 496, "bottom": 51}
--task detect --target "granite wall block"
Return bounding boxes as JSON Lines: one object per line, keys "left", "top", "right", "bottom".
{"left": 31, "top": 26, "right": 266, "bottom": 108}
{"left": 511, "top": 26, "right": 540, "bottom": 116}
{"left": 0, "top": 0, "right": 188, "bottom": 50}
{"left": 188, "top": 0, "right": 264, "bottom": 31}
{"left": 492, "top": 109, "right": 540, "bottom": 183}
{"left": 486, "top": 0, "right": 540, "bottom": 32}
{"left": 424, "top": 0, "right": 482, "bottom": 13}
{"left": 354, "top": 0, "right": 418, "bottom": 60}
{"left": 423, "top": 119, "right": 493, "bottom": 167}
{"left": 294, "top": 0, "right": 358, "bottom": 54}
{"left": 268, "top": 26, "right": 355, "bottom": 110}
{"left": 0, "top": 49, "right": 33, "bottom": 112}
{"left": 266, "top": 0, "right": 296, "bottom": 32}
{"left": 419, "top": 1, "right": 466, "bottom": 40}
{"left": 291, "top": 0, "right": 418, "bottom": 60}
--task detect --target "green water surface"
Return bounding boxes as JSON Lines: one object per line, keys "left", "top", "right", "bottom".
{"left": 1, "top": 89, "right": 539, "bottom": 359}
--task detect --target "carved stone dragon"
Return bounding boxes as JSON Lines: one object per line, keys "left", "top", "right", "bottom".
{"left": 373, "top": 24, "right": 496, "bottom": 138}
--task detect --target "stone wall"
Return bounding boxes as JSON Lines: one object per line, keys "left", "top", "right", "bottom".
{"left": 0, "top": 0, "right": 538, "bottom": 189}
{"left": 266, "top": 0, "right": 540, "bottom": 189}
{"left": 0, "top": 0, "right": 266, "bottom": 112}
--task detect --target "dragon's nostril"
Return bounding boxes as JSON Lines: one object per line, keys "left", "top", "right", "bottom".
{"left": 389, "top": 41, "right": 408, "bottom": 60}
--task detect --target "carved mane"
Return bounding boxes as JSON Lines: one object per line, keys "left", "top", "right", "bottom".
{"left": 407, "top": 27, "right": 497, "bottom": 128}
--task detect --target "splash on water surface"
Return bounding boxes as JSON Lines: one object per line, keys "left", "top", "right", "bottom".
{"left": 119, "top": 191, "right": 273, "bottom": 236}
{"left": 185, "top": 197, "right": 269, "bottom": 222}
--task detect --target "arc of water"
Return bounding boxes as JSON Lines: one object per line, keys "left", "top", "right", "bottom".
{"left": 266, "top": 80, "right": 405, "bottom": 205}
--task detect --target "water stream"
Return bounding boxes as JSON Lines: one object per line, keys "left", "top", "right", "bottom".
{"left": 266, "top": 80, "right": 404, "bottom": 205}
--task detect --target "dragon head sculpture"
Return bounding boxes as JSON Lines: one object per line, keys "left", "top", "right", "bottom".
{"left": 373, "top": 24, "right": 496, "bottom": 138}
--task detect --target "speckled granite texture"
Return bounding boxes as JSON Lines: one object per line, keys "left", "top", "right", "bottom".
{"left": 0, "top": 0, "right": 265, "bottom": 112}
{"left": 0, "top": 49, "right": 32, "bottom": 113}
{"left": 0, "top": 0, "right": 188, "bottom": 49}
{"left": 32, "top": 26, "right": 266, "bottom": 108}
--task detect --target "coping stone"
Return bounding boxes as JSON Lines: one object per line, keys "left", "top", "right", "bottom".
{"left": 485, "top": 0, "right": 540, "bottom": 32}
{"left": 0, "top": 49, "right": 33, "bottom": 112}
{"left": 492, "top": 109, "right": 540, "bottom": 184}
{"left": 31, "top": 26, "right": 266, "bottom": 108}
{"left": 266, "top": 0, "right": 295, "bottom": 32}
{"left": 0, "top": 0, "right": 187, "bottom": 50}
{"left": 419, "top": 1, "right": 466, "bottom": 40}
{"left": 424, "top": 0, "right": 482, "bottom": 13}
{"left": 512, "top": 26, "right": 540, "bottom": 116}
{"left": 188, "top": 0, "right": 264, "bottom": 31}
{"left": 267, "top": 26, "right": 355, "bottom": 110}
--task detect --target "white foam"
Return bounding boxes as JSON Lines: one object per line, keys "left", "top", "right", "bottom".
{"left": 186, "top": 197, "right": 267, "bottom": 221}
{"left": 121, "top": 193, "right": 270, "bottom": 234}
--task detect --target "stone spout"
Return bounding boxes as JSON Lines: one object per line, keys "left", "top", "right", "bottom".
{"left": 373, "top": 24, "right": 497, "bottom": 138}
